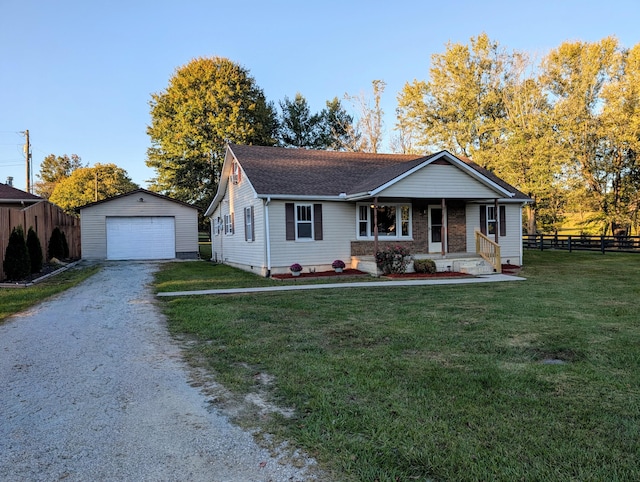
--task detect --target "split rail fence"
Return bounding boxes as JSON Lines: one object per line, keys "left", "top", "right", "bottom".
{"left": 523, "top": 234, "right": 640, "bottom": 254}
{"left": 0, "top": 201, "right": 80, "bottom": 281}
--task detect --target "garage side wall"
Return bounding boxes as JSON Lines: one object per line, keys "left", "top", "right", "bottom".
{"left": 80, "top": 194, "right": 198, "bottom": 260}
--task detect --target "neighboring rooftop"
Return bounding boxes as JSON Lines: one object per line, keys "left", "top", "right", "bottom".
{"left": 0, "top": 182, "right": 42, "bottom": 203}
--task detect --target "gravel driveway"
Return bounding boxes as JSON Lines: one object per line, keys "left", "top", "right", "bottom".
{"left": 0, "top": 262, "right": 320, "bottom": 482}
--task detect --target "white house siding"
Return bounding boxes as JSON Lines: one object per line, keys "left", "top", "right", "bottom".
{"left": 80, "top": 193, "right": 198, "bottom": 259}
{"left": 465, "top": 203, "right": 524, "bottom": 265}
{"left": 380, "top": 164, "right": 498, "bottom": 199}
{"left": 210, "top": 174, "right": 266, "bottom": 276}
{"left": 268, "top": 200, "right": 354, "bottom": 275}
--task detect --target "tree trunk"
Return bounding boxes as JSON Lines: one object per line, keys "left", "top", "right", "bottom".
{"left": 527, "top": 204, "right": 537, "bottom": 234}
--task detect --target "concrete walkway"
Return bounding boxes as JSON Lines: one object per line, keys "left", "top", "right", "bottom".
{"left": 157, "top": 273, "right": 525, "bottom": 297}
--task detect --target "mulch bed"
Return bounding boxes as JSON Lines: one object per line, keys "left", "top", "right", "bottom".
{"left": 1, "top": 261, "right": 74, "bottom": 286}
{"left": 271, "top": 269, "right": 368, "bottom": 280}
{"left": 271, "top": 264, "right": 522, "bottom": 280}
{"left": 501, "top": 264, "right": 522, "bottom": 275}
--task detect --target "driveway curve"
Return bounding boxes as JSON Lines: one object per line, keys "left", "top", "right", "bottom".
{"left": 0, "top": 262, "right": 320, "bottom": 482}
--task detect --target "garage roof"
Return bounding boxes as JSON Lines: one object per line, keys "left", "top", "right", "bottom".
{"left": 78, "top": 188, "right": 198, "bottom": 211}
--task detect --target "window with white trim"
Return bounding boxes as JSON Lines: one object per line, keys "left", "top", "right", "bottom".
{"left": 231, "top": 161, "right": 240, "bottom": 184}
{"left": 224, "top": 213, "right": 234, "bottom": 235}
{"left": 214, "top": 216, "right": 222, "bottom": 236}
{"left": 356, "top": 203, "right": 412, "bottom": 239}
{"left": 486, "top": 205, "right": 497, "bottom": 235}
{"left": 296, "top": 204, "right": 313, "bottom": 240}
{"left": 244, "top": 206, "right": 254, "bottom": 242}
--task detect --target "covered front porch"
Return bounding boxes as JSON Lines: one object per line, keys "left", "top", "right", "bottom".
{"left": 349, "top": 198, "right": 503, "bottom": 276}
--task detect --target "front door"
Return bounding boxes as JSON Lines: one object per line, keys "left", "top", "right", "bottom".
{"left": 428, "top": 205, "right": 444, "bottom": 253}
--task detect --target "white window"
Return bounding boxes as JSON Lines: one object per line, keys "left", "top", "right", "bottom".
{"left": 231, "top": 161, "right": 240, "bottom": 185}
{"left": 224, "top": 213, "right": 234, "bottom": 235}
{"left": 214, "top": 216, "right": 222, "bottom": 236}
{"left": 244, "top": 207, "right": 254, "bottom": 242}
{"left": 296, "top": 204, "right": 313, "bottom": 240}
{"left": 356, "top": 203, "right": 412, "bottom": 239}
{"left": 486, "top": 206, "right": 497, "bottom": 235}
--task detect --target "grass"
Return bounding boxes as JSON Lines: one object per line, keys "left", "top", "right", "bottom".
{"left": 198, "top": 241, "right": 212, "bottom": 260}
{"left": 154, "top": 251, "right": 640, "bottom": 481}
{"left": 0, "top": 263, "right": 101, "bottom": 323}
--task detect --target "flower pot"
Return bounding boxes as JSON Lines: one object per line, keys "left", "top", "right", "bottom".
{"left": 334, "top": 267, "right": 343, "bottom": 273}
{"left": 291, "top": 271, "right": 301, "bottom": 277}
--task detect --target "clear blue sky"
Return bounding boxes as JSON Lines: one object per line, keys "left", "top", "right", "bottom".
{"left": 1, "top": 0, "right": 638, "bottom": 191}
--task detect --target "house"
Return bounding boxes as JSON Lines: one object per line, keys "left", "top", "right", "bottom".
{"left": 204, "top": 144, "right": 531, "bottom": 276}
{"left": 79, "top": 189, "right": 199, "bottom": 260}
{"left": 0, "top": 179, "right": 43, "bottom": 209}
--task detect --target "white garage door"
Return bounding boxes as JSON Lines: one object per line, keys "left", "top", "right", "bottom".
{"left": 106, "top": 217, "right": 175, "bottom": 260}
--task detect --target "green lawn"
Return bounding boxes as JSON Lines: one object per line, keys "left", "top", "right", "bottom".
{"left": 0, "top": 263, "right": 101, "bottom": 323}
{"left": 154, "top": 251, "right": 640, "bottom": 481}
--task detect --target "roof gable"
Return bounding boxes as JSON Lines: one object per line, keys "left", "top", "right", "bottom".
{"left": 78, "top": 188, "right": 198, "bottom": 211}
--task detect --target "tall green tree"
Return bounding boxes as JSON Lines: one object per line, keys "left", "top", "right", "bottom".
{"left": 397, "top": 33, "right": 507, "bottom": 157}
{"left": 597, "top": 43, "right": 640, "bottom": 233}
{"left": 476, "top": 53, "right": 566, "bottom": 234}
{"left": 278, "top": 93, "right": 324, "bottom": 148}
{"left": 34, "top": 154, "right": 83, "bottom": 199}
{"left": 541, "top": 37, "right": 622, "bottom": 234}
{"left": 319, "top": 97, "right": 358, "bottom": 151}
{"left": 146, "top": 57, "right": 278, "bottom": 208}
{"left": 49, "top": 164, "right": 138, "bottom": 212}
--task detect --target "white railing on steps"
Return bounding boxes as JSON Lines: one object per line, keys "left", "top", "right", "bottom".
{"left": 475, "top": 230, "right": 501, "bottom": 273}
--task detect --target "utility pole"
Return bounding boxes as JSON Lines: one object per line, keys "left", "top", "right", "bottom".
{"left": 24, "top": 130, "right": 31, "bottom": 193}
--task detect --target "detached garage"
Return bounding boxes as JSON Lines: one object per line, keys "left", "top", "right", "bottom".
{"left": 80, "top": 189, "right": 199, "bottom": 260}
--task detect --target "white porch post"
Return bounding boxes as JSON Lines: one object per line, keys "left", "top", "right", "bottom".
{"left": 494, "top": 198, "right": 499, "bottom": 244}
{"left": 373, "top": 196, "right": 379, "bottom": 255}
{"left": 441, "top": 198, "right": 446, "bottom": 256}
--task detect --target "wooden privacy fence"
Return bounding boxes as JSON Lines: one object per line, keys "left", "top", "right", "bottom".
{"left": 0, "top": 201, "right": 80, "bottom": 281}
{"left": 523, "top": 234, "right": 640, "bottom": 254}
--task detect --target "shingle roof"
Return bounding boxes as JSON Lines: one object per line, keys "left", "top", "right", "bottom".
{"left": 229, "top": 144, "right": 430, "bottom": 196}
{"left": 0, "top": 183, "right": 42, "bottom": 202}
{"left": 78, "top": 188, "right": 198, "bottom": 211}
{"left": 228, "top": 144, "right": 530, "bottom": 200}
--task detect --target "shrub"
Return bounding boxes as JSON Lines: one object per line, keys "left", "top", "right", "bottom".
{"left": 289, "top": 263, "right": 303, "bottom": 272}
{"left": 26, "top": 227, "right": 43, "bottom": 274}
{"left": 375, "top": 245, "right": 411, "bottom": 274}
{"left": 413, "top": 258, "right": 437, "bottom": 274}
{"left": 3, "top": 226, "right": 31, "bottom": 281}
{"left": 332, "top": 259, "right": 346, "bottom": 269}
{"left": 48, "top": 227, "right": 68, "bottom": 260}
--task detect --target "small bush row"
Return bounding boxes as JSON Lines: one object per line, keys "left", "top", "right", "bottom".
{"left": 2, "top": 226, "right": 69, "bottom": 281}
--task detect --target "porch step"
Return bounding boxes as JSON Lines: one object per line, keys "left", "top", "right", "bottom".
{"left": 449, "top": 259, "right": 496, "bottom": 275}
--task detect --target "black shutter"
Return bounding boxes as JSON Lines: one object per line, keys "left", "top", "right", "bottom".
{"left": 285, "top": 203, "right": 295, "bottom": 240}
{"left": 499, "top": 205, "right": 506, "bottom": 237}
{"left": 314, "top": 204, "right": 323, "bottom": 240}
{"left": 479, "top": 206, "right": 487, "bottom": 235}
{"left": 230, "top": 212, "right": 234, "bottom": 234}
{"left": 251, "top": 206, "right": 255, "bottom": 241}
{"left": 244, "top": 208, "right": 248, "bottom": 241}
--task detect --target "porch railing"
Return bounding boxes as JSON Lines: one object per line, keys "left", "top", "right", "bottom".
{"left": 475, "top": 230, "right": 501, "bottom": 273}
